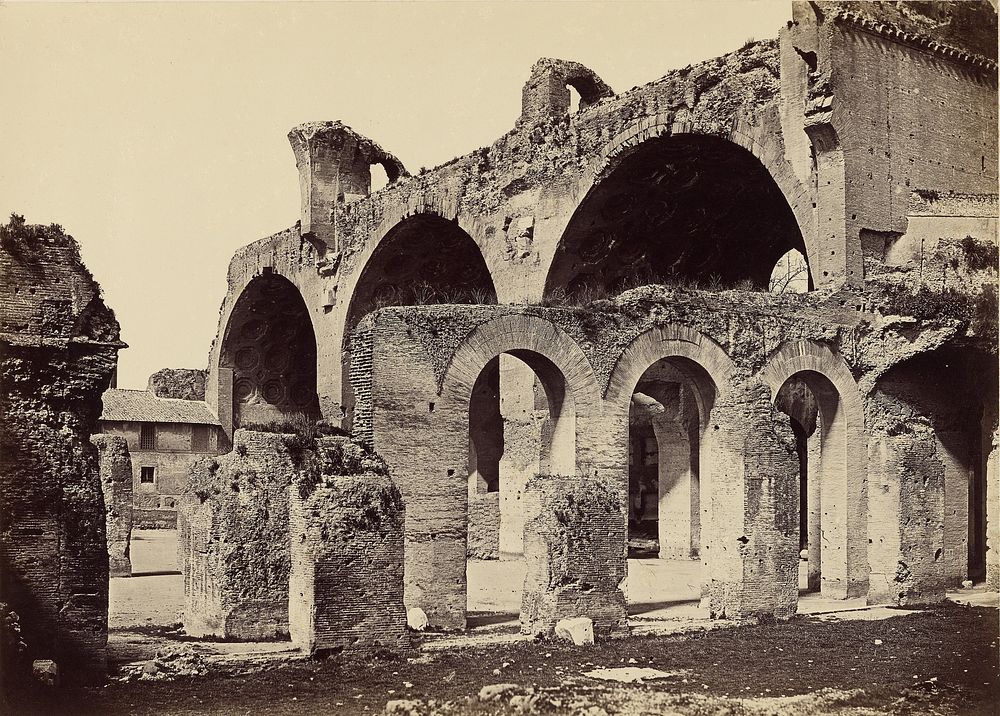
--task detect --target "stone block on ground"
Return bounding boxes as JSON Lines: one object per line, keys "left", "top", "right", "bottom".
{"left": 478, "top": 683, "right": 522, "bottom": 701}
{"left": 520, "top": 475, "right": 627, "bottom": 639}
{"left": 177, "top": 429, "right": 294, "bottom": 640}
{"left": 289, "top": 438, "right": 409, "bottom": 655}
{"left": 555, "top": 616, "right": 594, "bottom": 645}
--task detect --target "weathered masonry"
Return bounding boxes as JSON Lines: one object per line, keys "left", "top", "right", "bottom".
{"left": 5, "top": 0, "right": 996, "bottom": 686}
{"left": 0, "top": 216, "right": 125, "bottom": 683}
{"left": 196, "top": 0, "right": 998, "bottom": 633}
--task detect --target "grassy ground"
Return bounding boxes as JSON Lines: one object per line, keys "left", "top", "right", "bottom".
{"left": 8, "top": 602, "right": 998, "bottom": 715}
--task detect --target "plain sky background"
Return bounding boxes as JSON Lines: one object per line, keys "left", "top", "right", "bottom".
{"left": 1, "top": 1, "right": 792, "bottom": 389}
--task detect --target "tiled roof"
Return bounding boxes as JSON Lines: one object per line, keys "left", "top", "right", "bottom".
{"left": 100, "top": 389, "right": 220, "bottom": 425}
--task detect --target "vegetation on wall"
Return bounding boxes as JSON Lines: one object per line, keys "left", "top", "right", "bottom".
{"left": 961, "top": 235, "right": 999, "bottom": 272}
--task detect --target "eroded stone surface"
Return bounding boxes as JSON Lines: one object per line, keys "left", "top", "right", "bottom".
{"left": 0, "top": 215, "right": 124, "bottom": 684}
{"left": 91, "top": 435, "right": 133, "bottom": 578}
{"left": 289, "top": 438, "right": 408, "bottom": 655}
{"left": 177, "top": 430, "right": 293, "bottom": 640}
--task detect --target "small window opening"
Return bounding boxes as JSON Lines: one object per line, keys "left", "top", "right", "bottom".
{"left": 139, "top": 424, "right": 156, "bottom": 451}
{"left": 191, "top": 424, "right": 210, "bottom": 452}
{"left": 568, "top": 85, "right": 581, "bottom": 115}
{"left": 370, "top": 162, "right": 390, "bottom": 194}
{"left": 140, "top": 466, "right": 155, "bottom": 484}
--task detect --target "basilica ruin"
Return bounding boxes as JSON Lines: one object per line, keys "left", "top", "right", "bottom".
{"left": 2, "top": 0, "right": 998, "bottom": 683}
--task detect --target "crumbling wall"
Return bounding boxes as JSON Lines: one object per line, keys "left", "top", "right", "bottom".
{"left": 0, "top": 215, "right": 123, "bottom": 684}
{"left": 987, "top": 428, "right": 999, "bottom": 590}
{"left": 866, "top": 351, "right": 986, "bottom": 604}
{"left": 178, "top": 429, "right": 292, "bottom": 640}
{"left": 520, "top": 475, "right": 628, "bottom": 639}
{"left": 147, "top": 368, "right": 207, "bottom": 400}
{"left": 467, "top": 492, "right": 500, "bottom": 560}
{"left": 91, "top": 435, "right": 133, "bottom": 577}
{"left": 288, "top": 438, "right": 408, "bottom": 655}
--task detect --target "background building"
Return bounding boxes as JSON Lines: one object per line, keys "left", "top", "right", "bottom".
{"left": 98, "top": 379, "right": 222, "bottom": 528}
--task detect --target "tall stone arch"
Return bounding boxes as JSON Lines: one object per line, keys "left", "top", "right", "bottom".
{"left": 760, "top": 340, "right": 869, "bottom": 599}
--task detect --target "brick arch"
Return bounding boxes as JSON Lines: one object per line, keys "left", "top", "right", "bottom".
{"left": 604, "top": 324, "right": 739, "bottom": 605}
{"left": 441, "top": 314, "right": 602, "bottom": 472}
{"left": 214, "top": 273, "right": 320, "bottom": 438}
{"left": 582, "top": 113, "right": 817, "bottom": 285}
{"left": 340, "top": 208, "right": 496, "bottom": 337}
{"left": 207, "top": 266, "right": 319, "bottom": 441}
{"left": 759, "top": 340, "right": 868, "bottom": 599}
{"left": 605, "top": 324, "right": 736, "bottom": 412}
{"left": 545, "top": 120, "right": 813, "bottom": 299}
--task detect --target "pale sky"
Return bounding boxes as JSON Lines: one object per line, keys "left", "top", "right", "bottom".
{"left": 0, "top": 1, "right": 791, "bottom": 389}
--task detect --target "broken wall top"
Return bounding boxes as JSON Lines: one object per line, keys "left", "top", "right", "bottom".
{"left": 1, "top": 215, "right": 122, "bottom": 348}
{"left": 819, "top": 1, "right": 998, "bottom": 63}
{"left": 147, "top": 368, "right": 208, "bottom": 400}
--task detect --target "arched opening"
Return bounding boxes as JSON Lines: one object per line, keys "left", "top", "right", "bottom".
{"left": 545, "top": 134, "right": 807, "bottom": 300}
{"left": 220, "top": 274, "right": 320, "bottom": 433}
{"left": 769, "top": 248, "right": 812, "bottom": 293}
{"left": 568, "top": 85, "right": 582, "bottom": 115}
{"left": 345, "top": 214, "right": 496, "bottom": 332}
{"left": 370, "top": 161, "right": 390, "bottom": 194}
{"left": 773, "top": 372, "right": 843, "bottom": 600}
{"left": 626, "top": 356, "right": 716, "bottom": 622}
{"left": 868, "top": 347, "right": 997, "bottom": 602}
{"left": 342, "top": 214, "right": 497, "bottom": 431}
{"left": 466, "top": 349, "right": 575, "bottom": 629}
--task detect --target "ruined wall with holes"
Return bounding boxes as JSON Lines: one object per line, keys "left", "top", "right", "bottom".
{"left": 288, "top": 438, "right": 408, "bottom": 655}
{"left": 0, "top": 217, "right": 123, "bottom": 684}
{"left": 784, "top": 1, "right": 997, "bottom": 285}
{"left": 197, "top": 0, "right": 997, "bottom": 632}
{"left": 177, "top": 430, "right": 293, "bottom": 639}
{"left": 92, "top": 435, "right": 133, "bottom": 578}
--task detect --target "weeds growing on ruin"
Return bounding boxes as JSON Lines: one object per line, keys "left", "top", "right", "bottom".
{"left": 961, "top": 235, "right": 999, "bottom": 272}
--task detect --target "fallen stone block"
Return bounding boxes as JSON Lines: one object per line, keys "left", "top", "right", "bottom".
{"left": 406, "top": 607, "right": 428, "bottom": 632}
{"left": 32, "top": 660, "right": 59, "bottom": 687}
{"left": 555, "top": 617, "right": 594, "bottom": 645}
{"left": 478, "top": 683, "right": 522, "bottom": 701}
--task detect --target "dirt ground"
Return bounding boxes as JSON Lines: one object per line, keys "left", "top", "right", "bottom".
{"left": 10, "top": 601, "right": 998, "bottom": 716}
{"left": 14, "top": 531, "right": 994, "bottom": 715}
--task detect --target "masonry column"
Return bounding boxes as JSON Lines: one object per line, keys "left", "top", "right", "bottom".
{"left": 807, "top": 425, "right": 822, "bottom": 592}
{"left": 653, "top": 417, "right": 693, "bottom": 559}
{"left": 987, "top": 428, "right": 999, "bottom": 590}
{"left": 702, "top": 382, "right": 799, "bottom": 620}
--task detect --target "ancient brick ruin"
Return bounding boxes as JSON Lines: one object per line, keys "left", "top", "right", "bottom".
{"left": 0, "top": 216, "right": 125, "bottom": 683}
{"left": 178, "top": 430, "right": 293, "bottom": 640}
{"left": 193, "top": 0, "right": 997, "bottom": 636}
{"left": 2, "top": 0, "right": 998, "bottom": 685}
{"left": 92, "top": 435, "right": 134, "bottom": 578}
{"left": 288, "top": 438, "right": 408, "bottom": 655}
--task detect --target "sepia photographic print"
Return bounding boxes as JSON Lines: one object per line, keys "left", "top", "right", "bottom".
{"left": 1, "top": 1, "right": 998, "bottom": 714}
